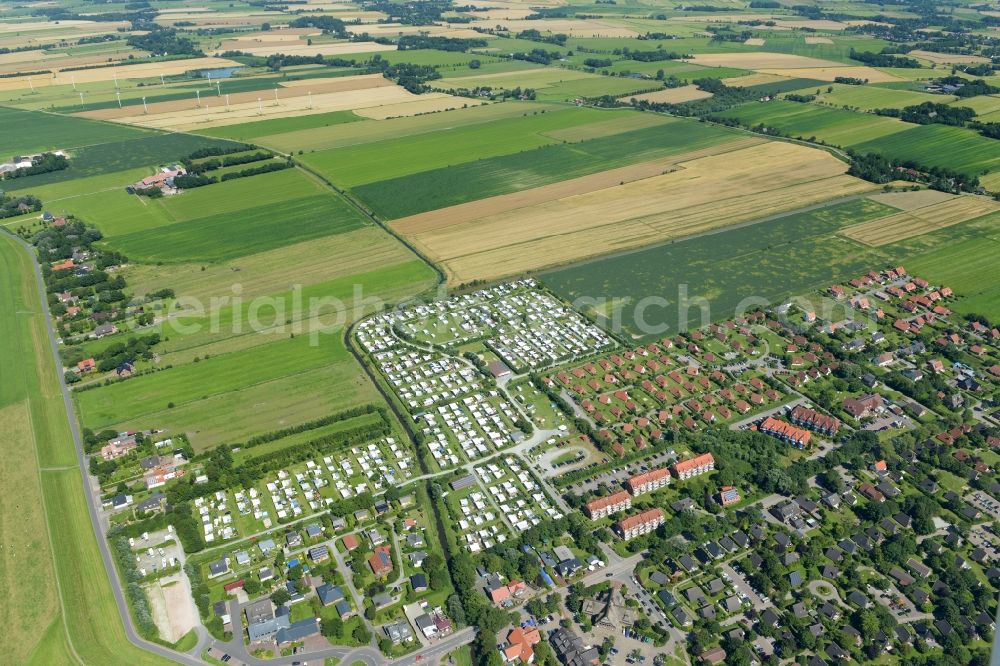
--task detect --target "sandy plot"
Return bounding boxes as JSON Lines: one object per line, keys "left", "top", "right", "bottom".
{"left": 805, "top": 36, "right": 834, "bottom": 44}
{"left": 393, "top": 137, "right": 765, "bottom": 235}
{"left": 757, "top": 66, "right": 902, "bottom": 83}
{"left": 867, "top": 189, "right": 955, "bottom": 211}
{"left": 744, "top": 38, "right": 766, "bottom": 46}
{"left": 101, "top": 84, "right": 423, "bottom": 130}
{"left": 841, "top": 196, "right": 999, "bottom": 246}
{"left": 721, "top": 73, "right": 788, "bottom": 87}
{"left": 353, "top": 94, "right": 486, "bottom": 119}
{"left": 79, "top": 74, "right": 394, "bottom": 120}
{"left": 620, "top": 85, "right": 713, "bottom": 104}
{"left": 146, "top": 575, "right": 197, "bottom": 644}
{"left": 909, "top": 50, "right": 990, "bottom": 65}
{"left": 687, "top": 52, "right": 844, "bottom": 69}
{"left": 211, "top": 40, "right": 395, "bottom": 57}
{"left": 474, "top": 18, "right": 638, "bottom": 37}
{"left": 0, "top": 56, "right": 241, "bottom": 92}
{"left": 403, "top": 141, "right": 874, "bottom": 283}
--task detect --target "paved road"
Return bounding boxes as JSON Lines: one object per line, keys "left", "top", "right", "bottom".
{"left": 9, "top": 232, "right": 201, "bottom": 665}
{"left": 720, "top": 562, "right": 766, "bottom": 612}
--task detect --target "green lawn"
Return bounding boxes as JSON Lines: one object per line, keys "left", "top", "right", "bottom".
{"left": 0, "top": 234, "right": 175, "bottom": 666}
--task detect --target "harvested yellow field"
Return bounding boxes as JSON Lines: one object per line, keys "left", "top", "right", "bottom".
{"left": 86, "top": 81, "right": 428, "bottom": 130}
{"left": 805, "top": 36, "right": 834, "bottom": 44}
{"left": 688, "top": 52, "right": 843, "bottom": 69}
{"left": 210, "top": 40, "right": 395, "bottom": 57}
{"left": 348, "top": 22, "right": 483, "bottom": 38}
{"left": 745, "top": 38, "right": 766, "bottom": 46}
{"left": 0, "top": 50, "right": 143, "bottom": 76}
{"left": 78, "top": 74, "right": 394, "bottom": 121}
{"left": 393, "top": 137, "right": 765, "bottom": 236}
{"left": 757, "top": 66, "right": 902, "bottom": 83}
{"left": 774, "top": 20, "right": 848, "bottom": 30}
{"left": 867, "top": 189, "right": 955, "bottom": 211}
{"left": 619, "top": 85, "right": 713, "bottom": 104}
{"left": 910, "top": 50, "right": 990, "bottom": 65}
{"left": 475, "top": 18, "right": 638, "bottom": 37}
{"left": 841, "top": 196, "right": 1000, "bottom": 246}
{"left": 722, "top": 73, "right": 788, "bottom": 87}
{"left": 399, "top": 141, "right": 874, "bottom": 283}
{"left": 0, "top": 57, "right": 240, "bottom": 92}
{"left": 352, "top": 94, "right": 486, "bottom": 119}
{"left": 542, "top": 113, "right": 672, "bottom": 142}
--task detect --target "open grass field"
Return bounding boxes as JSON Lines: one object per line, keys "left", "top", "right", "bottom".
{"left": 363, "top": 117, "right": 746, "bottom": 219}
{"left": 298, "top": 106, "right": 622, "bottom": 188}
{"left": 107, "top": 190, "right": 368, "bottom": 263}
{"left": 398, "top": 140, "right": 874, "bottom": 284}
{"left": 5, "top": 131, "right": 237, "bottom": 190}
{"left": 74, "top": 330, "right": 380, "bottom": 451}
{"left": 542, "top": 198, "right": 897, "bottom": 338}
{"left": 805, "top": 83, "right": 953, "bottom": 111}
{"left": 0, "top": 234, "right": 174, "bottom": 666}
{"left": 253, "top": 100, "right": 558, "bottom": 153}
{"left": 193, "top": 109, "right": 362, "bottom": 142}
{"left": 840, "top": 195, "right": 1000, "bottom": 246}
{"left": 851, "top": 123, "right": 1000, "bottom": 177}
{"left": 125, "top": 225, "right": 423, "bottom": 303}
{"left": 883, "top": 211, "right": 1000, "bottom": 320}
{"left": 715, "top": 99, "right": 911, "bottom": 145}
{"left": 0, "top": 106, "right": 152, "bottom": 156}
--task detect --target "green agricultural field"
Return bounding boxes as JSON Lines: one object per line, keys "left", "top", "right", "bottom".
{"left": 0, "top": 234, "right": 174, "bottom": 666}
{"left": 43, "top": 166, "right": 329, "bottom": 238}
{"left": 298, "top": 106, "right": 627, "bottom": 187}
{"left": 533, "top": 75, "right": 663, "bottom": 100}
{"left": 6, "top": 132, "right": 238, "bottom": 189}
{"left": 542, "top": 198, "right": 898, "bottom": 338}
{"left": 195, "top": 110, "right": 362, "bottom": 142}
{"left": 254, "top": 101, "right": 554, "bottom": 153}
{"left": 104, "top": 183, "right": 368, "bottom": 262}
{"left": 73, "top": 329, "right": 382, "bottom": 450}
{"left": 356, "top": 117, "right": 743, "bottom": 219}
{"left": 0, "top": 105, "right": 152, "bottom": 156}
{"left": 852, "top": 123, "right": 1000, "bottom": 178}
{"left": 884, "top": 211, "right": 1000, "bottom": 320}
{"left": 714, "top": 99, "right": 912, "bottom": 145}
{"left": 806, "top": 83, "right": 953, "bottom": 111}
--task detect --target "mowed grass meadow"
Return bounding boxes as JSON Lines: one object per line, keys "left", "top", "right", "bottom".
{"left": 298, "top": 106, "right": 631, "bottom": 188}
{"left": 0, "top": 235, "right": 174, "bottom": 666}
{"left": 74, "top": 332, "right": 381, "bottom": 451}
{"left": 542, "top": 198, "right": 898, "bottom": 338}
{"left": 714, "top": 99, "right": 912, "bottom": 146}
{"left": 357, "top": 116, "right": 742, "bottom": 219}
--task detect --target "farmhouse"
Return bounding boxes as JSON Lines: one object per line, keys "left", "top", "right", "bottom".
{"left": 672, "top": 452, "right": 715, "bottom": 479}
{"left": 100, "top": 433, "right": 137, "bottom": 461}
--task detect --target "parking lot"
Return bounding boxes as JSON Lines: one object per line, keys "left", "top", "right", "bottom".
{"left": 569, "top": 450, "right": 678, "bottom": 496}
{"left": 967, "top": 491, "right": 1000, "bottom": 522}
